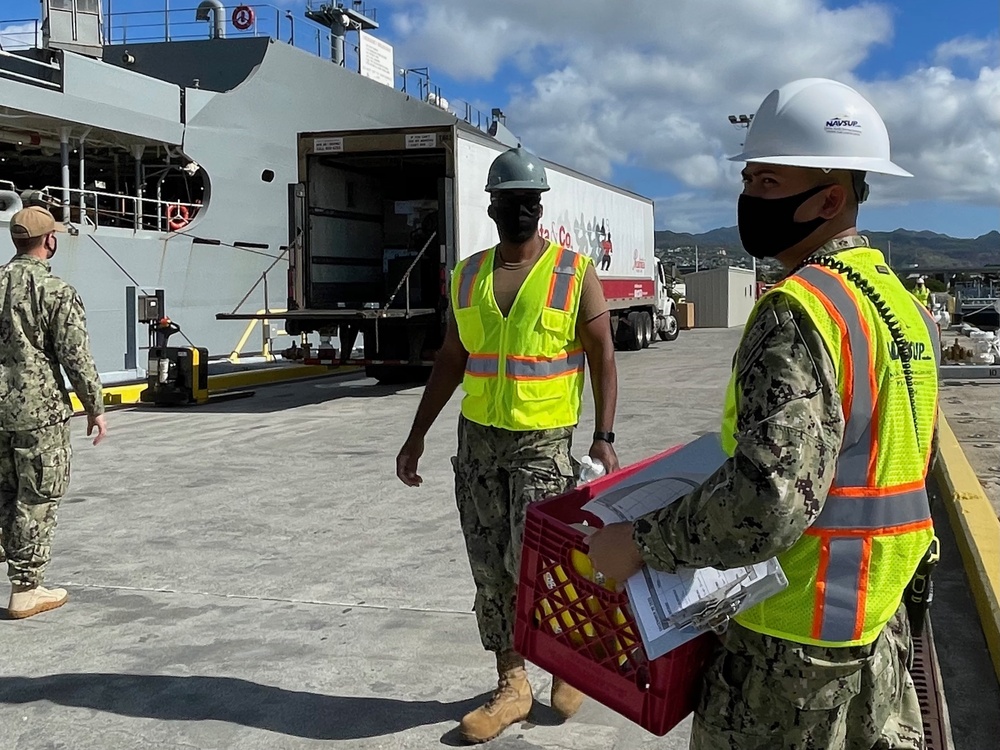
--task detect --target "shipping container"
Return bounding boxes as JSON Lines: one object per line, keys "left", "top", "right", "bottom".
{"left": 683, "top": 266, "right": 756, "bottom": 328}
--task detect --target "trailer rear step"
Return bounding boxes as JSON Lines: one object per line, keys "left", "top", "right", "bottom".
{"left": 216, "top": 308, "right": 436, "bottom": 321}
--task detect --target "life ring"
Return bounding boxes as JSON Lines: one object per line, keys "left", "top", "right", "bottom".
{"left": 232, "top": 5, "right": 255, "bottom": 31}
{"left": 167, "top": 204, "right": 190, "bottom": 231}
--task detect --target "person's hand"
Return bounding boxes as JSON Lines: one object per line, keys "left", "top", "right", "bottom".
{"left": 396, "top": 435, "right": 424, "bottom": 487}
{"left": 587, "top": 522, "right": 644, "bottom": 588}
{"left": 589, "top": 439, "right": 620, "bottom": 474}
{"left": 87, "top": 414, "right": 107, "bottom": 446}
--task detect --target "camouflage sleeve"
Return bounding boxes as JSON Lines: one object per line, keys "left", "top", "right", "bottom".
{"left": 632, "top": 292, "right": 845, "bottom": 572}
{"left": 49, "top": 284, "right": 105, "bottom": 417}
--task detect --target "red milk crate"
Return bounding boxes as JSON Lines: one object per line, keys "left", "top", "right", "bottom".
{"left": 514, "top": 446, "right": 715, "bottom": 737}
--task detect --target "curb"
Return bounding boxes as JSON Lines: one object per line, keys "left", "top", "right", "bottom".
{"left": 933, "top": 412, "right": 1000, "bottom": 684}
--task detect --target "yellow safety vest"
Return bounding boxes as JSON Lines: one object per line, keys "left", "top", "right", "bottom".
{"left": 913, "top": 286, "right": 931, "bottom": 307}
{"left": 723, "top": 247, "right": 941, "bottom": 647}
{"left": 451, "top": 242, "right": 589, "bottom": 432}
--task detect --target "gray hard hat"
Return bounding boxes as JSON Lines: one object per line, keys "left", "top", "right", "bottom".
{"left": 485, "top": 146, "right": 550, "bottom": 193}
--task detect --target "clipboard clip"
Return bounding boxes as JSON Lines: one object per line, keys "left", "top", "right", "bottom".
{"left": 676, "top": 570, "right": 753, "bottom": 635}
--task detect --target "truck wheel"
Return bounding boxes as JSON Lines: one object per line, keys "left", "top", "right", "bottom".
{"left": 619, "top": 312, "right": 643, "bottom": 351}
{"left": 640, "top": 311, "right": 653, "bottom": 348}
{"left": 659, "top": 313, "right": 679, "bottom": 341}
{"left": 365, "top": 364, "right": 431, "bottom": 385}
{"left": 615, "top": 313, "right": 642, "bottom": 352}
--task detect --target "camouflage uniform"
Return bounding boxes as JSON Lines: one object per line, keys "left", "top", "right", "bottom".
{"left": 454, "top": 415, "right": 577, "bottom": 653}
{"left": 691, "top": 606, "right": 923, "bottom": 750}
{"left": 633, "top": 236, "right": 926, "bottom": 749}
{"left": 0, "top": 255, "right": 104, "bottom": 586}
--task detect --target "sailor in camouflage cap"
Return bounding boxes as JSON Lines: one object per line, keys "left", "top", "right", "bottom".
{"left": 1, "top": 205, "right": 108, "bottom": 619}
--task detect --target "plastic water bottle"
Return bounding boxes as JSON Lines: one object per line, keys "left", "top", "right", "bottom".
{"left": 578, "top": 456, "right": 607, "bottom": 485}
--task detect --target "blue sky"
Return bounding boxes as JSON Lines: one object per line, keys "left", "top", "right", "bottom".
{"left": 3, "top": 1, "right": 997, "bottom": 238}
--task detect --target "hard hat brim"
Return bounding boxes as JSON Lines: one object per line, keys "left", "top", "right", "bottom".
{"left": 728, "top": 152, "right": 912, "bottom": 178}
{"left": 485, "top": 181, "right": 551, "bottom": 193}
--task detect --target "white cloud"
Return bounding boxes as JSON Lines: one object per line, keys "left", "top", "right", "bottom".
{"left": 859, "top": 66, "right": 1000, "bottom": 206}
{"left": 382, "top": 0, "right": 998, "bottom": 232}
{"left": 933, "top": 34, "right": 1000, "bottom": 66}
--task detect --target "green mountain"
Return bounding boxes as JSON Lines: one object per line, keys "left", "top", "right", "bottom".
{"left": 655, "top": 228, "right": 999, "bottom": 271}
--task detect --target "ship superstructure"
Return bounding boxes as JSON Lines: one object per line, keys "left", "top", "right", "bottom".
{"left": 0, "top": 1, "right": 506, "bottom": 379}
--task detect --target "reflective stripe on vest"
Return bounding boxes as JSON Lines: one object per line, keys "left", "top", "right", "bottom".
{"left": 814, "top": 535, "right": 869, "bottom": 642}
{"left": 726, "top": 247, "right": 938, "bottom": 647}
{"left": 796, "top": 266, "right": 876, "bottom": 489}
{"left": 465, "top": 350, "right": 586, "bottom": 381}
{"left": 506, "top": 349, "right": 585, "bottom": 380}
{"left": 466, "top": 353, "right": 499, "bottom": 376}
{"left": 812, "top": 487, "right": 931, "bottom": 532}
{"left": 457, "top": 252, "right": 489, "bottom": 310}
{"left": 547, "top": 246, "right": 582, "bottom": 312}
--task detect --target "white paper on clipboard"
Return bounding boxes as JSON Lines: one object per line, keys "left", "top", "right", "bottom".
{"left": 582, "top": 433, "right": 788, "bottom": 659}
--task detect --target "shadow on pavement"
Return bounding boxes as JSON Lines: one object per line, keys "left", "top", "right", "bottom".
{"left": 131, "top": 374, "right": 423, "bottom": 414}
{"left": 0, "top": 673, "right": 489, "bottom": 741}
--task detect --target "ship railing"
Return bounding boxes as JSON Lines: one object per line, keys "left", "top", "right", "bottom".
{"left": 0, "top": 18, "right": 40, "bottom": 50}
{"left": 100, "top": 3, "right": 498, "bottom": 136}
{"left": 0, "top": 19, "right": 62, "bottom": 91}
{"left": 36, "top": 185, "right": 202, "bottom": 235}
{"left": 106, "top": 4, "right": 296, "bottom": 46}
{"left": 399, "top": 67, "right": 496, "bottom": 135}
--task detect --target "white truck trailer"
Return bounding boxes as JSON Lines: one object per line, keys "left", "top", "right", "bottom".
{"left": 261, "top": 122, "right": 678, "bottom": 382}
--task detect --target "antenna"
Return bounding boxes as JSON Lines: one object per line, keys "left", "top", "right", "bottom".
{"left": 306, "top": 1, "right": 378, "bottom": 66}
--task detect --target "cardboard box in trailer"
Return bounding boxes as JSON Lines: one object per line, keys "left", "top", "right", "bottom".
{"left": 231, "top": 122, "right": 680, "bottom": 383}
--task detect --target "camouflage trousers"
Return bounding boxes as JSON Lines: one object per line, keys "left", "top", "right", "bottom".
{"left": 692, "top": 604, "right": 924, "bottom": 750}
{"left": 453, "top": 415, "right": 577, "bottom": 654}
{"left": 0, "top": 420, "right": 72, "bottom": 587}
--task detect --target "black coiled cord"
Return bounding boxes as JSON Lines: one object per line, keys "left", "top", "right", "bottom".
{"left": 792, "top": 254, "right": 923, "bottom": 451}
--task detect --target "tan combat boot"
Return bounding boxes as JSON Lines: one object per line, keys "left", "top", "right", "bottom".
{"left": 7, "top": 585, "right": 68, "bottom": 619}
{"left": 550, "top": 676, "right": 586, "bottom": 719}
{"left": 459, "top": 650, "right": 533, "bottom": 744}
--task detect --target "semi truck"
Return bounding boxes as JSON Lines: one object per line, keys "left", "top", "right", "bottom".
{"left": 229, "top": 122, "right": 679, "bottom": 383}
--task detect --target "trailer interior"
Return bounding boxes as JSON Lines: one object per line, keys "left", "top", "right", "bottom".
{"left": 296, "top": 145, "right": 453, "bottom": 380}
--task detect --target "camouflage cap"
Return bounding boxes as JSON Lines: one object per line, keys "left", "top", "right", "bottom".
{"left": 9, "top": 205, "right": 66, "bottom": 240}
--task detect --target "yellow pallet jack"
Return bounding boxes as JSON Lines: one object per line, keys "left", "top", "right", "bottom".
{"left": 136, "top": 292, "right": 255, "bottom": 407}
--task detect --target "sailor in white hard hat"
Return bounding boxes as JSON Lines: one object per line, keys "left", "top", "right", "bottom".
{"left": 588, "top": 77, "right": 940, "bottom": 750}
{"left": 727, "top": 77, "right": 912, "bottom": 262}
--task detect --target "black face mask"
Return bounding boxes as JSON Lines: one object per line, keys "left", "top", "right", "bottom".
{"left": 46, "top": 235, "right": 57, "bottom": 260}
{"left": 737, "top": 184, "right": 832, "bottom": 259}
{"left": 489, "top": 197, "right": 542, "bottom": 244}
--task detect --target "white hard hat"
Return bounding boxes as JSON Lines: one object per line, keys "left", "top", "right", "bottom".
{"left": 729, "top": 78, "right": 912, "bottom": 177}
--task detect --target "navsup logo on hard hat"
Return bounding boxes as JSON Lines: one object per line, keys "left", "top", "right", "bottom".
{"left": 825, "top": 116, "right": 862, "bottom": 136}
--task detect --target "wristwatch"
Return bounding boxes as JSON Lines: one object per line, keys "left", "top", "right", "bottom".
{"left": 593, "top": 431, "right": 615, "bottom": 444}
